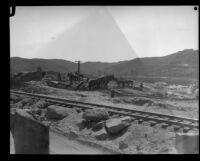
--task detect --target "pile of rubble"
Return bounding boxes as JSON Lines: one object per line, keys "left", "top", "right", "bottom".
{"left": 10, "top": 95, "right": 199, "bottom": 154}
{"left": 81, "top": 108, "right": 133, "bottom": 140}
{"left": 11, "top": 95, "right": 133, "bottom": 142}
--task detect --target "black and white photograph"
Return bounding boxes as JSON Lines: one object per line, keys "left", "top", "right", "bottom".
{"left": 10, "top": 6, "right": 199, "bottom": 154}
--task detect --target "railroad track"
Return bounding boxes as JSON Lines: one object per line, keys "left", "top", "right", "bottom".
{"left": 10, "top": 90, "right": 199, "bottom": 133}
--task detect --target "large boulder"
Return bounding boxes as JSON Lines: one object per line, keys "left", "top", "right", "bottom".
{"left": 45, "top": 105, "right": 70, "bottom": 120}
{"left": 175, "top": 132, "right": 199, "bottom": 154}
{"left": 82, "top": 108, "right": 109, "bottom": 122}
{"left": 120, "top": 116, "right": 132, "bottom": 122}
{"left": 105, "top": 118, "right": 131, "bottom": 135}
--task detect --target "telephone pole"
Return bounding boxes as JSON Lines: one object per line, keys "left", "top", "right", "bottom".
{"left": 75, "top": 60, "right": 81, "bottom": 81}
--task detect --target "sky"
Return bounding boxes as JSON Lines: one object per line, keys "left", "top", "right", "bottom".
{"left": 10, "top": 6, "right": 198, "bottom": 62}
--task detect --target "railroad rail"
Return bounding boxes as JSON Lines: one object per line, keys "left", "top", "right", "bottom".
{"left": 10, "top": 90, "right": 199, "bottom": 133}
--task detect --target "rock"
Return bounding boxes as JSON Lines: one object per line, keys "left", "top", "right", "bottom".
{"left": 82, "top": 108, "right": 109, "bottom": 122}
{"left": 119, "top": 141, "right": 128, "bottom": 150}
{"left": 83, "top": 130, "right": 92, "bottom": 135}
{"left": 23, "top": 105, "right": 31, "bottom": 109}
{"left": 32, "top": 109, "right": 43, "bottom": 115}
{"left": 20, "top": 98, "right": 34, "bottom": 106}
{"left": 175, "top": 132, "right": 199, "bottom": 154}
{"left": 23, "top": 109, "right": 32, "bottom": 113}
{"left": 120, "top": 116, "right": 132, "bottom": 122}
{"left": 111, "top": 114, "right": 120, "bottom": 118}
{"left": 76, "top": 119, "right": 88, "bottom": 130}
{"left": 10, "top": 95, "right": 22, "bottom": 103}
{"left": 93, "top": 128, "right": 108, "bottom": 140}
{"left": 10, "top": 104, "right": 16, "bottom": 109}
{"left": 91, "top": 121, "right": 105, "bottom": 131}
{"left": 131, "top": 97, "right": 153, "bottom": 106}
{"left": 10, "top": 108, "right": 17, "bottom": 114}
{"left": 33, "top": 101, "right": 49, "bottom": 109}
{"left": 105, "top": 118, "right": 131, "bottom": 135}
{"left": 74, "top": 108, "right": 82, "bottom": 113}
{"left": 45, "top": 105, "right": 70, "bottom": 120}
{"left": 39, "top": 116, "right": 45, "bottom": 122}
{"left": 14, "top": 102, "right": 23, "bottom": 109}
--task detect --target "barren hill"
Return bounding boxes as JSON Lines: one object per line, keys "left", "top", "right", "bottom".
{"left": 10, "top": 49, "right": 198, "bottom": 79}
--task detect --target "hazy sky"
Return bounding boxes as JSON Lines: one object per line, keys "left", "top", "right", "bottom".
{"left": 10, "top": 6, "right": 198, "bottom": 62}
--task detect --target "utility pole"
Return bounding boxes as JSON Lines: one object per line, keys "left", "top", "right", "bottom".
{"left": 75, "top": 60, "right": 81, "bottom": 81}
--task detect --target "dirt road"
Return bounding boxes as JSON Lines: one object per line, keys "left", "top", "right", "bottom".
{"left": 49, "top": 131, "right": 112, "bottom": 154}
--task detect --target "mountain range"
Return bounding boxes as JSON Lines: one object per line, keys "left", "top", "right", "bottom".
{"left": 10, "top": 49, "right": 199, "bottom": 79}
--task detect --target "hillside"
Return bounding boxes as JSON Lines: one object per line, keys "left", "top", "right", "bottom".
{"left": 10, "top": 49, "right": 199, "bottom": 79}
{"left": 106, "top": 49, "right": 199, "bottom": 78}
